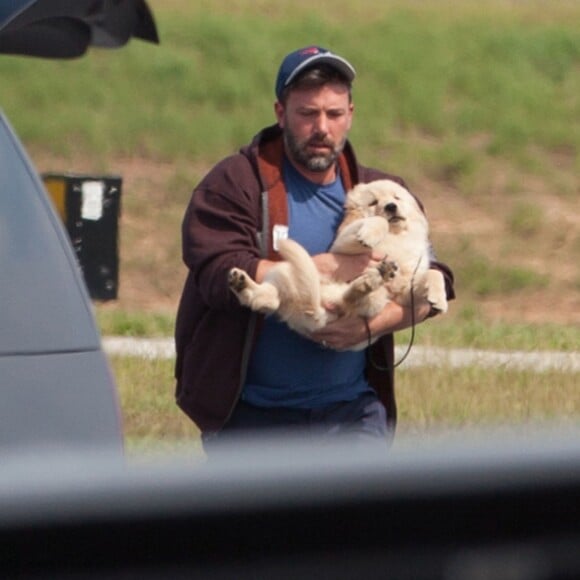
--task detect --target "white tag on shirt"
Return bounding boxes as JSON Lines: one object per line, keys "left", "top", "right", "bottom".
{"left": 272, "top": 224, "right": 288, "bottom": 252}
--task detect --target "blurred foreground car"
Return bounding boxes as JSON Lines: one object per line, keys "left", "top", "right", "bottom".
{"left": 1, "top": 432, "right": 580, "bottom": 579}
{"left": 0, "top": 0, "right": 158, "bottom": 451}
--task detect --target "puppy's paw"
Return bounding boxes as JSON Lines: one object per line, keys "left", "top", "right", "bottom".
{"left": 353, "top": 268, "right": 384, "bottom": 293}
{"left": 357, "top": 221, "right": 386, "bottom": 249}
{"left": 428, "top": 292, "right": 448, "bottom": 314}
{"left": 228, "top": 268, "right": 248, "bottom": 293}
{"left": 425, "top": 270, "right": 448, "bottom": 314}
{"left": 345, "top": 269, "right": 385, "bottom": 308}
{"left": 377, "top": 259, "right": 398, "bottom": 281}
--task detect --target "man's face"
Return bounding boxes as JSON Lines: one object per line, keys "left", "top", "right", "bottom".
{"left": 275, "top": 82, "right": 354, "bottom": 182}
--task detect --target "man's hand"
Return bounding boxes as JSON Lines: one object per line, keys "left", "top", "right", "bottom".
{"left": 310, "top": 311, "right": 369, "bottom": 351}
{"left": 310, "top": 300, "right": 432, "bottom": 351}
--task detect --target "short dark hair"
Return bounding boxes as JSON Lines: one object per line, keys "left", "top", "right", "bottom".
{"left": 279, "top": 64, "right": 353, "bottom": 104}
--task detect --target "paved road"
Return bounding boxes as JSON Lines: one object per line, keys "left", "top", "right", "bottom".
{"left": 102, "top": 337, "right": 579, "bottom": 373}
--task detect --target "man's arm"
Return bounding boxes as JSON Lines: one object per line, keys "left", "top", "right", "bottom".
{"left": 310, "top": 300, "right": 432, "bottom": 351}
{"left": 257, "top": 249, "right": 449, "bottom": 350}
{"left": 310, "top": 250, "right": 433, "bottom": 350}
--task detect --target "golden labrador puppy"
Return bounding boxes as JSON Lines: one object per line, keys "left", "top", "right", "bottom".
{"left": 228, "top": 179, "right": 447, "bottom": 350}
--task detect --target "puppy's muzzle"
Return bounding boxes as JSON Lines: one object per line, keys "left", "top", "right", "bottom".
{"left": 385, "top": 202, "right": 405, "bottom": 223}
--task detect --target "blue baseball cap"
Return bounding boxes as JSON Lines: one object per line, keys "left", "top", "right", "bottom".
{"left": 275, "top": 46, "right": 356, "bottom": 100}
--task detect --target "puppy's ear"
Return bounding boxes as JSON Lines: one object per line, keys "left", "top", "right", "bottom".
{"left": 345, "top": 183, "right": 378, "bottom": 211}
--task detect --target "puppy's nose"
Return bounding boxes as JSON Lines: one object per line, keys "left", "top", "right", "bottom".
{"left": 385, "top": 202, "right": 397, "bottom": 213}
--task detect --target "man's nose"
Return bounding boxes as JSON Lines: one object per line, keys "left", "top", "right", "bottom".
{"left": 313, "top": 114, "right": 329, "bottom": 134}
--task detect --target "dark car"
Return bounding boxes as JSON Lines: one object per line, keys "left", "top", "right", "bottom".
{"left": 0, "top": 0, "right": 158, "bottom": 452}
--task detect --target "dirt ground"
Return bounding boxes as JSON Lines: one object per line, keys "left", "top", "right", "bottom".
{"left": 33, "top": 152, "right": 579, "bottom": 326}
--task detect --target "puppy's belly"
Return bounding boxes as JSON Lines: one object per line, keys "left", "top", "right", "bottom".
{"left": 320, "top": 282, "right": 350, "bottom": 306}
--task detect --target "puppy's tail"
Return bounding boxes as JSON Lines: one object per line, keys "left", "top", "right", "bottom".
{"left": 277, "top": 238, "right": 324, "bottom": 321}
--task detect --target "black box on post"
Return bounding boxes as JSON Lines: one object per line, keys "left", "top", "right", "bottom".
{"left": 43, "top": 173, "right": 121, "bottom": 301}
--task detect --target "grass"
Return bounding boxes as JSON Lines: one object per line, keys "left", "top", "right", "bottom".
{"left": 111, "top": 356, "right": 202, "bottom": 457}
{"left": 409, "top": 313, "right": 579, "bottom": 352}
{"left": 109, "top": 350, "right": 579, "bottom": 457}
{"left": 97, "top": 309, "right": 175, "bottom": 337}
{"left": 507, "top": 202, "right": 545, "bottom": 238}
{"left": 98, "top": 306, "right": 579, "bottom": 456}
{"left": 98, "top": 308, "right": 580, "bottom": 353}
{"left": 396, "top": 366, "right": 579, "bottom": 431}
{"left": 1, "top": 1, "right": 578, "bottom": 173}
{"left": 103, "top": 309, "right": 579, "bottom": 456}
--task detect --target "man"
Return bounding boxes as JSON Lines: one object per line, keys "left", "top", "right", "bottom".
{"left": 175, "top": 46, "right": 454, "bottom": 448}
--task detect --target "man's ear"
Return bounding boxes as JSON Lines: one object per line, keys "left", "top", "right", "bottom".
{"left": 274, "top": 101, "right": 285, "bottom": 128}
{"left": 346, "top": 102, "right": 354, "bottom": 131}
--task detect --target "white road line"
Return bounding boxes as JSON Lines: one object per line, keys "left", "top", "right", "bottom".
{"left": 102, "top": 337, "right": 580, "bottom": 372}
{"left": 102, "top": 336, "right": 176, "bottom": 360}
{"left": 396, "top": 346, "right": 580, "bottom": 372}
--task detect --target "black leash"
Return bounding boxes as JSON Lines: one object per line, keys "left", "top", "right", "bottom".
{"left": 365, "top": 257, "right": 422, "bottom": 371}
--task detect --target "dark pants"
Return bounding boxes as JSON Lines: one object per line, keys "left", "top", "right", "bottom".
{"left": 203, "top": 390, "right": 392, "bottom": 453}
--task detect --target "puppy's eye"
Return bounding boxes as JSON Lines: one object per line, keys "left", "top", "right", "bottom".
{"left": 368, "top": 199, "right": 378, "bottom": 206}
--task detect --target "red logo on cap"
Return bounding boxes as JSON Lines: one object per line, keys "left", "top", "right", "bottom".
{"left": 300, "top": 47, "right": 320, "bottom": 56}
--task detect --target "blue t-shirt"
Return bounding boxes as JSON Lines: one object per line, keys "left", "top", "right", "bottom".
{"left": 242, "top": 159, "right": 371, "bottom": 409}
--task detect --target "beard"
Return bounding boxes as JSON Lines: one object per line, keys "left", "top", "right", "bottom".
{"left": 283, "top": 128, "right": 346, "bottom": 173}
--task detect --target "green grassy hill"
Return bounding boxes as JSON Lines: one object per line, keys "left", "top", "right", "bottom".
{"left": 1, "top": 0, "right": 578, "bottom": 336}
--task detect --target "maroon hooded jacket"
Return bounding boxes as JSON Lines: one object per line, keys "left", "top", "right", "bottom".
{"left": 175, "top": 124, "right": 455, "bottom": 434}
